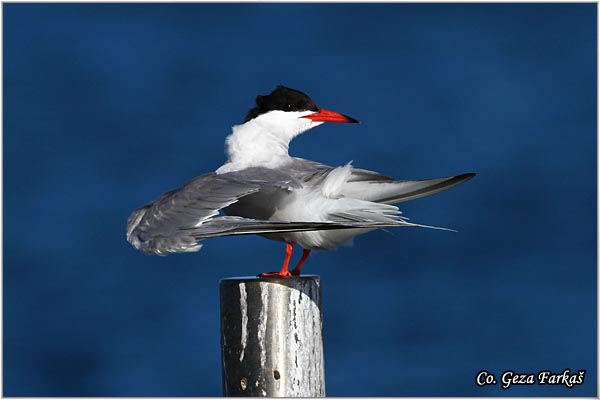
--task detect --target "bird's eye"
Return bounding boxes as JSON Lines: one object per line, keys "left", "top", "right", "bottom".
{"left": 286, "top": 104, "right": 293, "bottom": 110}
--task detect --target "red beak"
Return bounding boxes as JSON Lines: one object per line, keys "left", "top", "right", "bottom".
{"left": 302, "top": 108, "right": 359, "bottom": 123}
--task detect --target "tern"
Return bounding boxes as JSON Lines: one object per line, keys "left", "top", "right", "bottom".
{"left": 127, "top": 86, "right": 475, "bottom": 277}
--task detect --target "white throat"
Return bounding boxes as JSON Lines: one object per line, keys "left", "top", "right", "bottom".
{"left": 216, "top": 111, "right": 322, "bottom": 174}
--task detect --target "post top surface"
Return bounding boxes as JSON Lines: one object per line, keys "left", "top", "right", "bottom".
{"left": 220, "top": 274, "right": 320, "bottom": 284}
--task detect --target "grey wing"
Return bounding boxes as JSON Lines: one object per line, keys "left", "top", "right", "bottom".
{"left": 280, "top": 157, "right": 335, "bottom": 184}
{"left": 287, "top": 157, "right": 396, "bottom": 182}
{"left": 288, "top": 157, "right": 475, "bottom": 204}
{"left": 341, "top": 172, "right": 476, "bottom": 204}
{"left": 127, "top": 172, "right": 262, "bottom": 255}
{"left": 126, "top": 168, "right": 408, "bottom": 256}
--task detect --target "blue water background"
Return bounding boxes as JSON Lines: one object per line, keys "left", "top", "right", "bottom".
{"left": 4, "top": 3, "right": 596, "bottom": 396}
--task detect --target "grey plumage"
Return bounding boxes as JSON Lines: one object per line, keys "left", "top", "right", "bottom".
{"left": 127, "top": 157, "right": 475, "bottom": 255}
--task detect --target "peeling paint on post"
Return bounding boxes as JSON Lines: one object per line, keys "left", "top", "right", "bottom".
{"left": 220, "top": 275, "right": 325, "bottom": 397}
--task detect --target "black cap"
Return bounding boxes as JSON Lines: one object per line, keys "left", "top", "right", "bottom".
{"left": 244, "top": 86, "right": 320, "bottom": 122}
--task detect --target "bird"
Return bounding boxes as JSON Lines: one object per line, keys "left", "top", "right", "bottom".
{"left": 127, "top": 85, "right": 475, "bottom": 277}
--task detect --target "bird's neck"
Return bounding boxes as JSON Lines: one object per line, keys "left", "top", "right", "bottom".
{"left": 217, "top": 119, "right": 299, "bottom": 174}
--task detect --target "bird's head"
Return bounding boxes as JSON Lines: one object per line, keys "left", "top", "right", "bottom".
{"left": 219, "top": 86, "right": 359, "bottom": 173}
{"left": 244, "top": 85, "right": 359, "bottom": 140}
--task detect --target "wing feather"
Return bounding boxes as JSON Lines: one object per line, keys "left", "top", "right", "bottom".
{"left": 127, "top": 161, "right": 474, "bottom": 256}
{"left": 340, "top": 173, "right": 476, "bottom": 204}
{"left": 127, "top": 172, "right": 262, "bottom": 255}
{"left": 126, "top": 168, "right": 417, "bottom": 256}
{"left": 287, "top": 158, "right": 475, "bottom": 204}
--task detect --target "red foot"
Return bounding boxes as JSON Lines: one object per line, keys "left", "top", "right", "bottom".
{"left": 259, "top": 271, "right": 292, "bottom": 278}
{"left": 290, "top": 249, "right": 311, "bottom": 276}
{"left": 259, "top": 242, "right": 294, "bottom": 278}
{"left": 258, "top": 245, "right": 313, "bottom": 278}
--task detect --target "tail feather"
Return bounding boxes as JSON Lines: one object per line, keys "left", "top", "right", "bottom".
{"left": 341, "top": 173, "right": 476, "bottom": 204}
{"left": 130, "top": 216, "right": 446, "bottom": 255}
{"left": 187, "top": 217, "right": 415, "bottom": 239}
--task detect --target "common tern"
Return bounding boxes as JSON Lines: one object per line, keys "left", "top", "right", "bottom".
{"left": 127, "top": 86, "right": 475, "bottom": 277}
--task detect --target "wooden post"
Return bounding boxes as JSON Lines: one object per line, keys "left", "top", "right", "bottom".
{"left": 219, "top": 275, "right": 325, "bottom": 397}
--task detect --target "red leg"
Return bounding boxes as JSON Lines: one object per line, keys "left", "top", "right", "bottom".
{"left": 290, "top": 249, "right": 311, "bottom": 276}
{"left": 260, "top": 242, "right": 294, "bottom": 278}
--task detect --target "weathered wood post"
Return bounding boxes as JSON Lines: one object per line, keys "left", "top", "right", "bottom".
{"left": 219, "top": 275, "right": 325, "bottom": 397}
